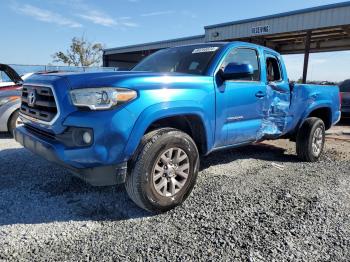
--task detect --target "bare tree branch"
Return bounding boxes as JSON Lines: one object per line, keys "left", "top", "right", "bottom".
{"left": 52, "top": 36, "right": 103, "bottom": 67}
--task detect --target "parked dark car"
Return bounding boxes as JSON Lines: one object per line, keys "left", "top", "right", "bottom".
{"left": 340, "top": 79, "right": 350, "bottom": 117}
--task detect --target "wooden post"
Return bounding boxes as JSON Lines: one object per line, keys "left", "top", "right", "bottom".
{"left": 302, "top": 31, "right": 312, "bottom": 84}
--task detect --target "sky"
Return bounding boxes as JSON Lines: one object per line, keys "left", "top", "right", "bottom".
{"left": 0, "top": 0, "right": 349, "bottom": 81}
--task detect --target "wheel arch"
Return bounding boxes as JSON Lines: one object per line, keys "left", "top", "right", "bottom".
{"left": 307, "top": 107, "right": 332, "bottom": 130}
{"left": 296, "top": 104, "right": 333, "bottom": 132}
{"left": 144, "top": 114, "right": 208, "bottom": 154}
{"left": 7, "top": 108, "right": 20, "bottom": 129}
{"left": 0, "top": 103, "right": 20, "bottom": 132}
{"left": 124, "top": 102, "right": 213, "bottom": 158}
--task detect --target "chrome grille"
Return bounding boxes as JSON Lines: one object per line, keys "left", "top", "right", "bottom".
{"left": 20, "top": 85, "right": 58, "bottom": 122}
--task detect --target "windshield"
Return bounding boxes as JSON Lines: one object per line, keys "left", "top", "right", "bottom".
{"left": 132, "top": 44, "right": 223, "bottom": 75}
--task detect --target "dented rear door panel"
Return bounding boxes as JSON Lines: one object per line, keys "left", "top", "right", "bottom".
{"left": 257, "top": 52, "right": 291, "bottom": 140}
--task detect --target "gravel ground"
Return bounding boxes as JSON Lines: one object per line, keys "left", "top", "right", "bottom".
{"left": 0, "top": 130, "right": 349, "bottom": 261}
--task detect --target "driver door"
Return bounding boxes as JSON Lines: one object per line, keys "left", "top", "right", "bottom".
{"left": 215, "top": 48, "right": 266, "bottom": 146}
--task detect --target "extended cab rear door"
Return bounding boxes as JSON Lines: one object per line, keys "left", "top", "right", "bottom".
{"left": 260, "top": 52, "right": 291, "bottom": 137}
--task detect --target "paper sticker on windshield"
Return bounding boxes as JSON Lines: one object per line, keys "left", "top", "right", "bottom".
{"left": 192, "top": 47, "right": 219, "bottom": 53}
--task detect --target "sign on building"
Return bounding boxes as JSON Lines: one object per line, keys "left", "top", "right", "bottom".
{"left": 252, "top": 25, "right": 270, "bottom": 35}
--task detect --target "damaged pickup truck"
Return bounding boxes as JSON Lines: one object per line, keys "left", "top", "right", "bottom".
{"left": 15, "top": 42, "right": 341, "bottom": 212}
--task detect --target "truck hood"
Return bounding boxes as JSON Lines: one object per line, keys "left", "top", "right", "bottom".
{"left": 27, "top": 71, "right": 208, "bottom": 91}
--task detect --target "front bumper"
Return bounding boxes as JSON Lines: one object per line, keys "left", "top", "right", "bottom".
{"left": 14, "top": 126, "right": 127, "bottom": 186}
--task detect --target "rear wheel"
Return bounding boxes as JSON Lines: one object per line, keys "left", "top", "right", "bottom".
{"left": 296, "top": 117, "right": 325, "bottom": 162}
{"left": 8, "top": 110, "right": 22, "bottom": 136}
{"left": 125, "top": 128, "right": 199, "bottom": 213}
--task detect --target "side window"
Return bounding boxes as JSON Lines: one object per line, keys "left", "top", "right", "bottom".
{"left": 0, "top": 71, "right": 12, "bottom": 83}
{"left": 221, "top": 48, "right": 260, "bottom": 81}
{"left": 266, "top": 56, "right": 282, "bottom": 82}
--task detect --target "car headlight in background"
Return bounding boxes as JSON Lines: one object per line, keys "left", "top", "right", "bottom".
{"left": 0, "top": 96, "right": 20, "bottom": 107}
{"left": 69, "top": 87, "right": 137, "bottom": 110}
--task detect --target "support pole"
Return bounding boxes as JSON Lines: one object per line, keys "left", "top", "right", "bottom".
{"left": 302, "top": 31, "right": 312, "bottom": 84}
{"left": 102, "top": 52, "right": 108, "bottom": 67}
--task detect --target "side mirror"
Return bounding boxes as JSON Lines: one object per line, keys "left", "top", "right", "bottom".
{"left": 220, "top": 63, "right": 254, "bottom": 80}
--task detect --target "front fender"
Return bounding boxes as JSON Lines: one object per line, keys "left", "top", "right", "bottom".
{"left": 123, "top": 100, "right": 214, "bottom": 158}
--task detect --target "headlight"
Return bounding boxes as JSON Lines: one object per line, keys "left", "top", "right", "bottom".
{"left": 69, "top": 87, "right": 137, "bottom": 110}
{"left": 0, "top": 96, "right": 20, "bottom": 107}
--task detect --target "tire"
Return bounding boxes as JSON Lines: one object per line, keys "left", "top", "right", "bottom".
{"left": 7, "top": 110, "right": 20, "bottom": 137}
{"left": 125, "top": 128, "right": 200, "bottom": 213}
{"left": 296, "top": 117, "right": 325, "bottom": 162}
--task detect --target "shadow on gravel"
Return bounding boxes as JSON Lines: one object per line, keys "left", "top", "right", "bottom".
{"left": 0, "top": 148, "right": 152, "bottom": 226}
{"left": 0, "top": 140, "right": 296, "bottom": 226}
{"left": 200, "top": 142, "right": 299, "bottom": 170}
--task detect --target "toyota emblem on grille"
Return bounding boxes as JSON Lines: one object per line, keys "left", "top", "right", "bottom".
{"left": 28, "top": 90, "right": 37, "bottom": 107}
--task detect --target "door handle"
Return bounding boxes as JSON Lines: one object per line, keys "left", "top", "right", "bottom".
{"left": 255, "top": 91, "right": 266, "bottom": 98}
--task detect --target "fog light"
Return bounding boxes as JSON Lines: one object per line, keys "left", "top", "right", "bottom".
{"left": 82, "top": 131, "right": 92, "bottom": 144}
{"left": 70, "top": 128, "right": 94, "bottom": 147}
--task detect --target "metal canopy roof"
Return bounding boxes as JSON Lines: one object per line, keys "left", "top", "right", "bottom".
{"left": 204, "top": 1, "right": 350, "bottom": 29}
{"left": 204, "top": 1, "right": 350, "bottom": 54}
{"left": 104, "top": 1, "right": 350, "bottom": 55}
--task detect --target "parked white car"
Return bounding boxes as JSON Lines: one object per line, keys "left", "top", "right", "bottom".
{"left": 0, "top": 64, "right": 25, "bottom": 135}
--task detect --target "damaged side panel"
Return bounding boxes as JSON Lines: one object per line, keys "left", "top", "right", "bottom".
{"left": 257, "top": 85, "right": 291, "bottom": 140}
{"left": 256, "top": 51, "right": 292, "bottom": 141}
{"left": 256, "top": 83, "right": 333, "bottom": 141}
{"left": 212, "top": 44, "right": 335, "bottom": 148}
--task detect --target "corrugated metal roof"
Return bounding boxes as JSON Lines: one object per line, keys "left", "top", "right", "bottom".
{"left": 104, "top": 35, "right": 205, "bottom": 55}
{"left": 204, "top": 1, "right": 350, "bottom": 29}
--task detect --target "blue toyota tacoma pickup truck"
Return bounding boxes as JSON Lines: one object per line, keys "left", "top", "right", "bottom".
{"left": 15, "top": 42, "right": 341, "bottom": 212}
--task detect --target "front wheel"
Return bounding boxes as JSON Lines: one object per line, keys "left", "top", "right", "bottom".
{"left": 296, "top": 117, "right": 325, "bottom": 162}
{"left": 125, "top": 128, "right": 199, "bottom": 213}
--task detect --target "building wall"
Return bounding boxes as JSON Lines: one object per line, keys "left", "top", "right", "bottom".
{"left": 205, "top": 5, "right": 350, "bottom": 41}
